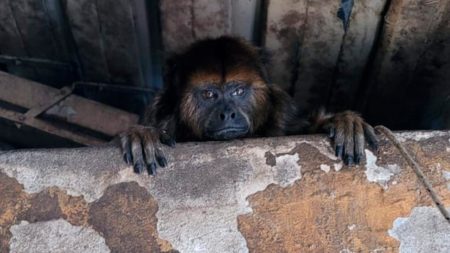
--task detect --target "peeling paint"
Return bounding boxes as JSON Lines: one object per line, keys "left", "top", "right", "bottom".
{"left": 147, "top": 145, "right": 302, "bottom": 253}
{"left": 364, "top": 149, "right": 400, "bottom": 187}
{"left": 320, "top": 164, "right": 331, "bottom": 173}
{"left": 443, "top": 171, "right": 450, "bottom": 191}
{"left": 9, "top": 219, "right": 110, "bottom": 253}
{"left": 395, "top": 131, "right": 450, "bottom": 142}
{"left": 334, "top": 162, "right": 343, "bottom": 171}
{"left": 388, "top": 207, "right": 450, "bottom": 253}
{"left": 0, "top": 148, "right": 124, "bottom": 202}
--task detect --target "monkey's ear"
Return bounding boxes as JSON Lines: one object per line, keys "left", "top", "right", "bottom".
{"left": 256, "top": 47, "right": 272, "bottom": 84}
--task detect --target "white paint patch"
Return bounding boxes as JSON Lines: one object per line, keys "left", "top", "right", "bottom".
{"left": 320, "top": 164, "right": 331, "bottom": 173}
{"left": 9, "top": 219, "right": 110, "bottom": 253}
{"left": 364, "top": 149, "right": 400, "bottom": 187}
{"left": 443, "top": 171, "right": 450, "bottom": 191}
{"left": 0, "top": 148, "right": 126, "bottom": 202}
{"left": 334, "top": 162, "right": 343, "bottom": 172}
{"left": 148, "top": 144, "right": 302, "bottom": 253}
{"left": 0, "top": 140, "right": 320, "bottom": 253}
{"left": 395, "top": 131, "right": 450, "bottom": 142}
{"left": 388, "top": 206, "right": 450, "bottom": 253}
{"left": 275, "top": 153, "right": 301, "bottom": 187}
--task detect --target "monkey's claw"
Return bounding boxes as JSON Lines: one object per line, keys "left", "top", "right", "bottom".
{"left": 329, "top": 111, "right": 378, "bottom": 166}
{"left": 120, "top": 126, "right": 174, "bottom": 175}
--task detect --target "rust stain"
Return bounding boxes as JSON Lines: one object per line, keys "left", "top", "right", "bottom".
{"left": 88, "top": 182, "right": 178, "bottom": 253}
{"left": 238, "top": 139, "right": 450, "bottom": 253}
{"left": 0, "top": 172, "right": 90, "bottom": 252}
{"left": 17, "top": 189, "right": 64, "bottom": 223}
{"left": 0, "top": 172, "right": 30, "bottom": 253}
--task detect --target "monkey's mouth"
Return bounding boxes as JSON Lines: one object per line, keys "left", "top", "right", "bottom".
{"left": 208, "top": 127, "right": 249, "bottom": 140}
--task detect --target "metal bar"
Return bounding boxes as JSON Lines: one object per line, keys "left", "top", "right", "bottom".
{"left": 0, "top": 107, "right": 104, "bottom": 146}
{"left": 0, "top": 54, "right": 74, "bottom": 70}
{"left": 0, "top": 71, "right": 139, "bottom": 136}
{"left": 72, "top": 81, "right": 157, "bottom": 93}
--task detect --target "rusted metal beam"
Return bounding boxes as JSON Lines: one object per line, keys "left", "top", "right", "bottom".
{"left": 0, "top": 108, "right": 103, "bottom": 146}
{"left": 0, "top": 71, "right": 139, "bottom": 137}
{"left": 0, "top": 54, "right": 74, "bottom": 70}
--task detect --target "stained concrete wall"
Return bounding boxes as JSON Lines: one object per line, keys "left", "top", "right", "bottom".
{"left": 1, "top": 131, "right": 450, "bottom": 253}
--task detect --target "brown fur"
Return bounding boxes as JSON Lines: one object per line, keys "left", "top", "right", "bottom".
{"left": 121, "top": 36, "right": 378, "bottom": 174}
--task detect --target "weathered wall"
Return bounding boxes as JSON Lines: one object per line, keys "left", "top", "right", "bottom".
{"left": 1, "top": 131, "right": 450, "bottom": 253}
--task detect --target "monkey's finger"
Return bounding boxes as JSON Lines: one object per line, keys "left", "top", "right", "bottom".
{"left": 155, "top": 147, "right": 168, "bottom": 168}
{"left": 130, "top": 133, "right": 145, "bottom": 174}
{"left": 354, "top": 120, "right": 365, "bottom": 164}
{"left": 363, "top": 122, "right": 379, "bottom": 150}
{"left": 334, "top": 120, "right": 345, "bottom": 158}
{"left": 120, "top": 134, "right": 132, "bottom": 165}
{"left": 329, "top": 126, "right": 336, "bottom": 138}
{"left": 160, "top": 132, "right": 176, "bottom": 147}
{"left": 142, "top": 135, "right": 158, "bottom": 175}
{"left": 343, "top": 118, "right": 355, "bottom": 166}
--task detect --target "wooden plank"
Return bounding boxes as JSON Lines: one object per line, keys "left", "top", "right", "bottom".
{"left": 327, "top": 0, "right": 388, "bottom": 111}
{"left": 264, "top": 0, "right": 308, "bottom": 91}
{"left": 414, "top": 2, "right": 450, "bottom": 129}
{"left": 6, "top": 0, "right": 74, "bottom": 86}
{"left": 0, "top": 71, "right": 139, "bottom": 136}
{"left": 62, "top": 0, "right": 110, "bottom": 81}
{"left": 292, "top": 0, "right": 345, "bottom": 111}
{"left": 160, "top": 0, "right": 231, "bottom": 53}
{"left": 0, "top": 107, "right": 104, "bottom": 146}
{"left": 230, "top": 0, "right": 259, "bottom": 42}
{"left": 0, "top": 0, "right": 40, "bottom": 81}
{"left": 95, "top": 0, "right": 143, "bottom": 86}
{"left": 360, "top": 0, "right": 448, "bottom": 129}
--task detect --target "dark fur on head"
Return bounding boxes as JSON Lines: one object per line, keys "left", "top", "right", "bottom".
{"left": 145, "top": 36, "right": 300, "bottom": 141}
{"left": 122, "top": 36, "right": 378, "bottom": 175}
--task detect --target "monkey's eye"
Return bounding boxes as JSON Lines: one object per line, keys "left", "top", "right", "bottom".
{"left": 202, "top": 90, "right": 216, "bottom": 99}
{"left": 231, "top": 87, "right": 245, "bottom": 96}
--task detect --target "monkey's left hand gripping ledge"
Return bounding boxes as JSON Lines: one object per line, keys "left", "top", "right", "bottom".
{"left": 1, "top": 132, "right": 450, "bottom": 253}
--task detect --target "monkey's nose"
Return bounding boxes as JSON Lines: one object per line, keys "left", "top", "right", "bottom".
{"left": 219, "top": 111, "right": 236, "bottom": 121}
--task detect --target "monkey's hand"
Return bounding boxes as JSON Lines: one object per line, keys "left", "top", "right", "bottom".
{"left": 326, "top": 111, "right": 378, "bottom": 166}
{"left": 119, "top": 126, "right": 175, "bottom": 175}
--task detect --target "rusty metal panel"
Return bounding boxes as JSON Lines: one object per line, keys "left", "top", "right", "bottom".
{"left": 0, "top": 71, "right": 139, "bottom": 137}
{"left": 361, "top": 0, "right": 449, "bottom": 129}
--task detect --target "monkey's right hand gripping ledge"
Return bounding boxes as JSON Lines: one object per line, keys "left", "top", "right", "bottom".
{"left": 1, "top": 131, "right": 450, "bottom": 253}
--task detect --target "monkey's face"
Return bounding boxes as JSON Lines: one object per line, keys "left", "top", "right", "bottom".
{"left": 175, "top": 37, "right": 270, "bottom": 140}
{"left": 180, "top": 69, "right": 269, "bottom": 140}
{"left": 195, "top": 82, "right": 251, "bottom": 140}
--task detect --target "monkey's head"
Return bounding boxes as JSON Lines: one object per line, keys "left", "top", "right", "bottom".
{"left": 160, "top": 36, "right": 271, "bottom": 140}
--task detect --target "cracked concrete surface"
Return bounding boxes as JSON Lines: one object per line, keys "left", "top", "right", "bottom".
{"left": 10, "top": 219, "right": 110, "bottom": 253}
{"left": 1, "top": 132, "right": 450, "bottom": 252}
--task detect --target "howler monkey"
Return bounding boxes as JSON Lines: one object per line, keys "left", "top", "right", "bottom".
{"left": 120, "top": 36, "right": 378, "bottom": 175}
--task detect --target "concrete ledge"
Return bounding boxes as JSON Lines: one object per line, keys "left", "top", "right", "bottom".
{"left": 1, "top": 131, "right": 450, "bottom": 253}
